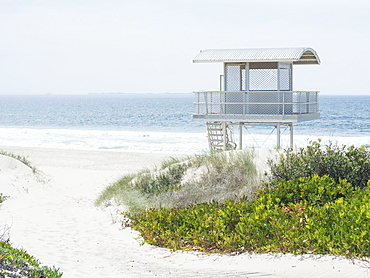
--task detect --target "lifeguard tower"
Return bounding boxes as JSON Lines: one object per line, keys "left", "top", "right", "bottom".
{"left": 192, "top": 47, "right": 321, "bottom": 151}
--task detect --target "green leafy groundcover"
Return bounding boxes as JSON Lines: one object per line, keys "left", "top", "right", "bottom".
{"left": 0, "top": 241, "right": 62, "bottom": 278}
{"left": 129, "top": 175, "right": 370, "bottom": 257}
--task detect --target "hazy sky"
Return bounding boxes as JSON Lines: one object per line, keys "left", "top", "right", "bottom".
{"left": 1, "top": 0, "right": 369, "bottom": 95}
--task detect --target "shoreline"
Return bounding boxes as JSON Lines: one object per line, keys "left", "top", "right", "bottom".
{"left": 0, "top": 145, "right": 369, "bottom": 277}
{"left": 1, "top": 127, "right": 370, "bottom": 156}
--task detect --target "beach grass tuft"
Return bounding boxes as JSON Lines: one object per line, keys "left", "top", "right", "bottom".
{"left": 96, "top": 150, "right": 259, "bottom": 215}
{"left": 0, "top": 150, "right": 39, "bottom": 174}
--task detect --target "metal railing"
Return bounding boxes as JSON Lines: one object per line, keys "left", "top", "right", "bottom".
{"left": 194, "top": 91, "right": 319, "bottom": 116}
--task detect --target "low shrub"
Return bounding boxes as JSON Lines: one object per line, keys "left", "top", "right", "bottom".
{"left": 0, "top": 193, "right": 8, "bottom": 203}
{"left": 129, "top": 176, "right": 370, "bottom": 257}
{"left": 0, "top": 240, "right": 63, "bottom": 277}
{"left": 263, "top": 174, "right": 354, "bottom": 206}
{"left": 269, "top": 140, "right": 370, "bottom": 188}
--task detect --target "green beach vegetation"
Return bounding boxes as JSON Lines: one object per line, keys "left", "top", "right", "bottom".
{"left": 97, "top": 141, "right": 370, "bottom": 258}
{"left": 0, "top": 193, "right": 7, "bottom": 204}
{"left": 0, "top": 240, "right": 63, "bottom": 278}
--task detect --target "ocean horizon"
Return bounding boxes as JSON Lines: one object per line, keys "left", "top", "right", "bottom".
{"left": 0, "top": 94, "right": 369, "bottom": 154}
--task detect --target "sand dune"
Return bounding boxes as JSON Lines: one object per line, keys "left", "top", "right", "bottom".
{"left": 0, "top": 146, "right": 369, "bottom": 277}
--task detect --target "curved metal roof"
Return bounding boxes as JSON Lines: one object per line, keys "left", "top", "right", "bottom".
{"left": 193, "top": 47, "right": 320, "bottom": 65}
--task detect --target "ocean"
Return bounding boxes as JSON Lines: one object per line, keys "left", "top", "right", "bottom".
{"left": 0, "top": 94, "right": 369, "bottom": 154}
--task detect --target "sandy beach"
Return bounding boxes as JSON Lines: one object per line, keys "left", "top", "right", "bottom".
{"left": 0, "top": 146, "right": 369, "bottom": 278}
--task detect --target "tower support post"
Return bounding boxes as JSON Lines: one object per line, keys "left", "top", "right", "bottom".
{"left": 276, "top": 123, "right": 281, "bottom": 149}
{"left": 289, "top": 123, "right": 294, "bottom": 149}
{"left": 222, "top": 121, "right": 227, "bottom": 151}
{"left": 239, "top": 123, "right": 243, "bottom": 150}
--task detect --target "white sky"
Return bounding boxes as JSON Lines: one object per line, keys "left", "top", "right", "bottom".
{"left": 0, "top": 0, "right": 369, "bottom": 95}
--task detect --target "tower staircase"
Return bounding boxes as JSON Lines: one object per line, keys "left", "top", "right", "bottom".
{"left": 206, "top": 122, "right": 236, "bottom": 151}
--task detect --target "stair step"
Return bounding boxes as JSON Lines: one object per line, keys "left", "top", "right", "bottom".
{"left": 206, "top": 122, "right": 236, "bottom": 151}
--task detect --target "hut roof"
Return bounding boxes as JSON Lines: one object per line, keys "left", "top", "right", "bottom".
{"left": 193, "top": 47, "right": 320, "bottom": 64}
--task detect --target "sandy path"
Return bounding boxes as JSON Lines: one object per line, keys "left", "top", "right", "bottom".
{"left": 0, "top": 146, "right": 369, "bottom": 277}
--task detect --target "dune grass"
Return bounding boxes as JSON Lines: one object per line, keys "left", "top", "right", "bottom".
{"left": 0, "top": 151, "right": 41, "bottom": 203}
{"left": 95, "top": 150, "right": 259, "bottom": 215}
{"left": 0, "top": 150, "right": 38, "bottom": 174}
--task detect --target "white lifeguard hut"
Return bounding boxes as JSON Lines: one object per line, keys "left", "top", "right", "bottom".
{"left": 193, "top": 47, "right": 321, "bottom": 151}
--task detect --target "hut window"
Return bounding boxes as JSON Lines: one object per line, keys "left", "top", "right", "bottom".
{"left": 279, "top": 62, "right": 292, "bottom": 91}
{"left": 225, "top": 63, "right": 245, "bottom": 91}
{"left": 249, "top": 62, "right": 278, "bottom": 91}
